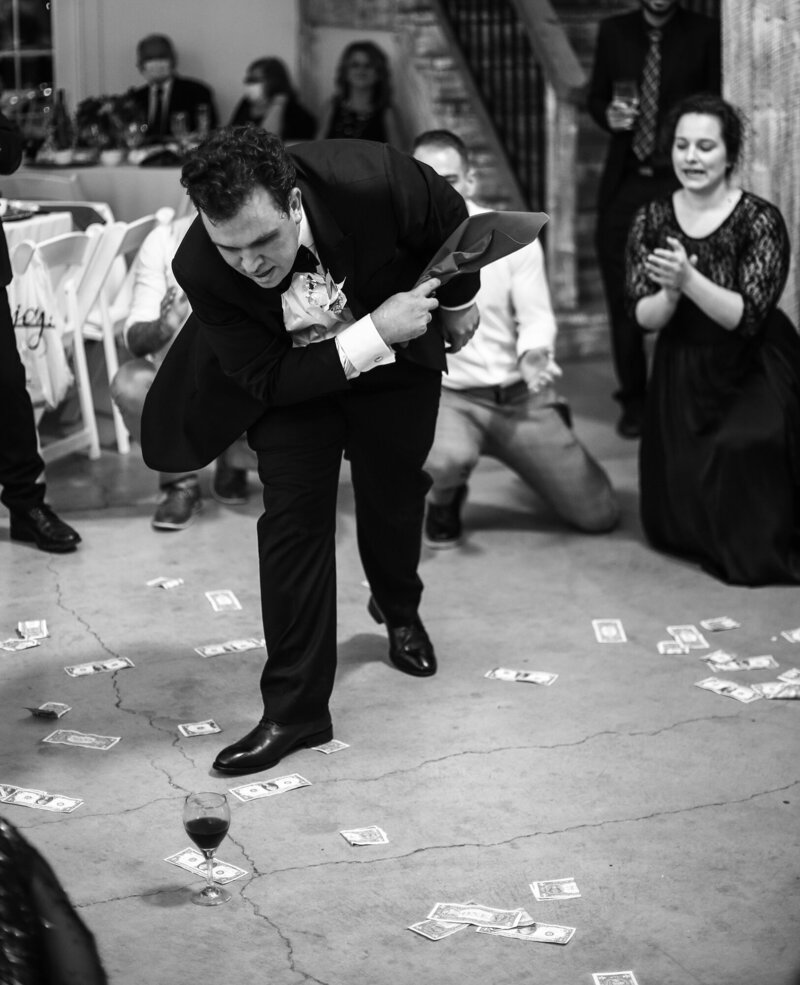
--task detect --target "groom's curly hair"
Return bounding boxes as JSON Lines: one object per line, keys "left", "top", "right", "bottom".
{"left": 180, "top": 124, "right": 297, "bottom": 222}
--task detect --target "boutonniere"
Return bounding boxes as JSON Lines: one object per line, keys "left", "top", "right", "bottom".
{"left": 303, "top": 271, "right": 348, "bottom": 317}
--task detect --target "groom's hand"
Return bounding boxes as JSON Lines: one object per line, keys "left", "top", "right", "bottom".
{"left": 372, "top": 278, "right": 440, "bottom": 346}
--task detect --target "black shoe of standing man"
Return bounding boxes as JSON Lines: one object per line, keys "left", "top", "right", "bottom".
{"left": 616, "top": 404, "right": 643, "bottom": 439}
{"left": 9, "top": 504, "right": 81, "bottom": 553}
{"left": 212, "top": 716, "right": 333, "bottom": 775}
{"left": 368, "top": 596, "right": 437, "bottom": 677}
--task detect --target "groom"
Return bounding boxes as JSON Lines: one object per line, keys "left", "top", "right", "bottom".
{"left": 142, "top": 126, "right": 480, "bottom": 774}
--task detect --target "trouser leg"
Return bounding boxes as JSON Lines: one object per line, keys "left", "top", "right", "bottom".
{"left": 424, "top": 388, "right": 483, "bottom": 504}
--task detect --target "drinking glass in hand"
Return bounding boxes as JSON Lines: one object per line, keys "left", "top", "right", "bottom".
{"left": 182, "top": 791, "right": 231, "bottom": 906}
{"left": 611, "top": 79, "right": 639, "bottom": 131}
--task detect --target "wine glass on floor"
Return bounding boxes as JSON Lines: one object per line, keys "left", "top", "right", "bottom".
{"left": 182, "top": 791, "right": 232, "bottom": 906}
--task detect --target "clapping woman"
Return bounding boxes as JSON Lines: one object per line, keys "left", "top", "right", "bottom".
{"left": 626, "top": 93, "right": 800, "bottom": 584}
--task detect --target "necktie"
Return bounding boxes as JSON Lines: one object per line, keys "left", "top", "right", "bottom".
{"left": 151, "top": 85, "right": 165, "bottom": 137}
{"left": 632, "top": 29, "right": 662, "bottom": 162}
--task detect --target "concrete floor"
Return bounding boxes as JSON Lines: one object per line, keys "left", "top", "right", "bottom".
{"left": 1, "top": 357, "right": 798, "bottom": 985}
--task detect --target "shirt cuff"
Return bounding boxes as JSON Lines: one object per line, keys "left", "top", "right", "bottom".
{"left": 335, "top": 314, "right": 395, "bottom": 379}
{"left": 440, "top": 297, "right": 477, "bottom": 312}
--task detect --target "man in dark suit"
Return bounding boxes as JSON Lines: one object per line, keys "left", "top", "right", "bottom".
{"left": 588, "top": 0, "right": 720, "bottom": 438}
{"left": 0, "top": 109, "right": 81, "bottom": 552}
{"left": 131, "top": 34, "right": 218, "bottom": 141}
{"left": 142, "top": 127, "right": 480, "bottom": 775}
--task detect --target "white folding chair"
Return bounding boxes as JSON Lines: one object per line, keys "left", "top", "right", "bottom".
{"left": 11, "top": 228, "right": 106, "bottom": 463}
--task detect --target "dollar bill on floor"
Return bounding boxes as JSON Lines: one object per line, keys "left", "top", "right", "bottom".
{"left": 25, "top": 702, "right": 71, "bottom": 719}
{"left": 177, "top": 720, "right": 222, "bottom": 737}
{"left": 313, "top": 738, "right": 349, "bottom": 754}
{"left": 408, "top": 919, "right": 469, "bottom": 941}
{"left": 476, "top": 922, "right": 576, "bottom": 944}
{"left": 667, "top": 625, "right": 709, "bottom": 649}
{"left": 229, "top": 774, "right": 311, "bottom": 802}
{"left": 1, "top": 637, "right": 40, "bottom": 652}
{"left": 699, "top": 616, "right": 740, "bottom": 631}
{"left": 42, "top": 729, "right": 120, "bottom": 750}
{"left": 592, "top": 619, "right": 627, "bottom": 643}
{"left": 780, "top": 627, "right": 800, "bottom": 643}
{"left": 146, "top": 576, "right": 184, "bottom": 589}
{"left": 530, "top": 877, "right": 581, "bottom": 901}
{"left": 64, "top": 657, "right": 134, "bottom": 677}
{"left": 426, "top": 903, "right": 526, "bottom": 930}
{"left": 752, "top": 682, "right": 800, "bottom": 699}
{"left": 17, "top": 619, "right": 49, "bottom": 639}
{"left": 706, "top": 655, "right": 778, "bottom": 673}
{"left": 694, "top": 677, "right": 762, "bottom": 703}
{"left": 0, "top": 785, "right": 82, "bottom": 812}
{"left": 194, "top": 638, "right": 264, "bottom": 657}
{"left": 778, "top": 668, "right": 800, "bottom": 683}
{"left": 704, "top": 649, "right": 739, "bottom": 665}
{"left": 657, "top": 640, "right": 688, "bottom": 654}
{"left": 205, "top": 589, "right": 242, "bottom": 612}
{"left": 592, "top": 973, "right": 639, "bottom": 985}
{"left": 164, "top": 848, "right": 247, "bottom": 884}
{"left": 485, "top": 668, "right": 558, "bottom": 685}
{"left": 340, "top": 826, "right": 389, "bottom": 846}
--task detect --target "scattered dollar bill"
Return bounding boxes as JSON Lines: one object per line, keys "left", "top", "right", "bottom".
{"left": 340, "top": 825, "right": 389, "bottom": 846}
{"left": 694, "top": 676, "right": 762, "bottom": 703}
{"left": 706, "top": 655, "right": 778, "bottom": 672}
{"left": 778, "top": 668, "right": 800, "bottom": 683}
{"left": 704, "top": 649, "right": 739, "bottom": 664}
{"left": 657, "top": 639, "right": 688, "bottom": 654}
{"left": 426, "top": 903, "right": 525, "bottom": 930}
{"left": 477, "top": 922, "right": 576, "bottom": 945}
{"left": 229, "top": 774, "right": 311, "bottom": 802}
{"left": 42, "top": 729, "right": 120, "bottom": 750}
{"left": 752, "top": 681, "right": 800, "bottom": 699}
{"left": 0, "top": 785, "right": 82, "bottom": 812}
{"left": 194, "top": 638, "right": 265, "bottom": 658}
{"left": 667, "top": 625, "right": 708, "bottom": 649}
{"left": 592, "top": 973, "right": 639, "bottom": 985}
{"left": 26, "top": 702, "right": 71, "bottom": 719}
{"left": 205, "top": 589, "right": 242, "bottom": 612}
{"left": 485, "top": 668, "right": 558, "bottom": 685}
{"left": 699, "top": 616, "right": 740, "bottom": 632}
{"left": 17, "top": 619, "right": 49, "bottom": 639}
{"left": 780, "top": 627, "right": 800, "bottom": 643}
{"left": 592, "top": 619, "right": 627, "bottom": 643}
{"left": 408, "top": 919, "right": 469, "bottom": 941}
{"left": 313, "top": 739, "right": 350, "bottom": 754}
{"left": 164, "top": 848, "right": 247, "bottom": 884}
{"left": 146, "top": 576, "right": 184, "bottom": 589}
{"left": 530, "top": 877, "right": 581, "bottom": 901}
{"left": 1, "top": 637, "right": 40, "bottom": 652}
{"left": 64, "top": 656, "right": 134, "bottom": 677}
{"left": 177, "top": 719, "right": 222, "bottom": 737}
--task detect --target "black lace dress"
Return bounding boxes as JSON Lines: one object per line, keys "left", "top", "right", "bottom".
{"left": 626, "top": 191, "right": 800, "bottom": 584}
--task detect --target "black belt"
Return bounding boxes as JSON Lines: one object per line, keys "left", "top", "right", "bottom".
{"left": 454, "top": 379, "right": 529, "bottom": 405}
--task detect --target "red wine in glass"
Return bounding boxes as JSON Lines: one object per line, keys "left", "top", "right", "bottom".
{"left": 185, "top": 816, "right": 229, "bottom": 852}
{"left": 182, "top": 792, "right": 232, "bottom": 906}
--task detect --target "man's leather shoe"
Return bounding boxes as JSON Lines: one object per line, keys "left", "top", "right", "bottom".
{"left": 9, "top": 504, "right": 81, "bottom": 553}
{"left": 424, "top": 484, "right": 467, "bottom": 549}
{"left": 212, "top": 716, "right": 333, "bottom": 775}
{"left": 368, "top": 596, "right": 437, "bottom": 677}
{"left": 616, "top": 404, "right": 643, "bottom": 439}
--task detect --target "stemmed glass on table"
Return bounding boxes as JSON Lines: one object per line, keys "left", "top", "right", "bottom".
{"left": 182, "top": 791, "right": 231, "bottom": 906}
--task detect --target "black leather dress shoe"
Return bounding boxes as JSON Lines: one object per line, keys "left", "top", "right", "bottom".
{"left": 368, "top": 596, "right": 437, "bottom": 677}
{"left": 616, "top": 404, "right": 644, "bottom": 439}
{"left": 212, "top": 716, "right": 333, "bottom": 775}
{"left": 9, "top": 504, "right": 81, "bottom": 553}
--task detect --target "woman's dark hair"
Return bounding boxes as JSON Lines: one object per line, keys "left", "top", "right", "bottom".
{"left": 180, "top": 125, "right": 297, "bottom": 223}
{"left": 662, "top": 92, "right": 746, "bottom": 173}
{"left": 244, "top": 57, "right": 295, "bottom": 101}
{"left": 333, "top": 40, "right": 392, "bottom": 112}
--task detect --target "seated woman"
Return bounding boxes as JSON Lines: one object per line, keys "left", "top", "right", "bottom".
{"left": 317, "top": 40, "right": 402, "bottom": 146}
{"left": 626, "top": 92, "right": 800, "bottom": 585}
{"left": 229, "top": 57, "right": 315, "bottom": 141}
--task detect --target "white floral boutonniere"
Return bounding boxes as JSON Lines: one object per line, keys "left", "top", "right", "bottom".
{"left": 304, "top": 271, "right": 348, "bottom": 317}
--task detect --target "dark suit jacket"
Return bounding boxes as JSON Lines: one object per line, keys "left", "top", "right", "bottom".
{"left": 131, "top": 75, "right": 219, "bottom": 137}
{"left": 229, "top": 98, "right": 317, "bottom": 141}
{"left": 0, "top": 110, "right": 24, "bottom": 286}
{"left": 587, "top": 8, "right": 720, "bottom": 211}
{"left": 142, "top": 139, "right": 479, "bottom": 473}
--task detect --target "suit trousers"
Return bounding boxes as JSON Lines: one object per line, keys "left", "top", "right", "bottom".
{"left": 596, "top": 169, "right": 678, "bottom": 409}
{"left": 0, "top": 289, "right": 46, "bottom": 511}
{"left": 246, "top": 357, "right": 441, "bottom": 724}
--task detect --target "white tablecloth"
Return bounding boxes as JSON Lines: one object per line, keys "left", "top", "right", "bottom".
{"left": 3, "top": 211, "right": 72, "bottom": 255}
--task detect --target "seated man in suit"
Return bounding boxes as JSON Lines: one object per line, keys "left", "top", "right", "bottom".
{"left": 413, "top": 130, "right": 619, "bottom": 546}
{"left": 141, "top": 126, "right": 481, "bottom": 775}
{"left": 131, "top": 34, "right": 218, "bottom": 142}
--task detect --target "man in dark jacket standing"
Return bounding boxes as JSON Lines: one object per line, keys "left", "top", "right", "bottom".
{"left": 0, "top": 109, "right": 81, "bottom": 552}
{"left": 588, "top": 0, "right": 720, "bottom": 437}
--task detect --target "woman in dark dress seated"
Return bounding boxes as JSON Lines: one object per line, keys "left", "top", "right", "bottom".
{"left": 626, "top": 93, "right": 800, "bottom": 585}
{"left": 229, "top": 57, "right": 316, "bottom": 142}
{"left": 317, "top": 40, "right": 402, "bottom": 146}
